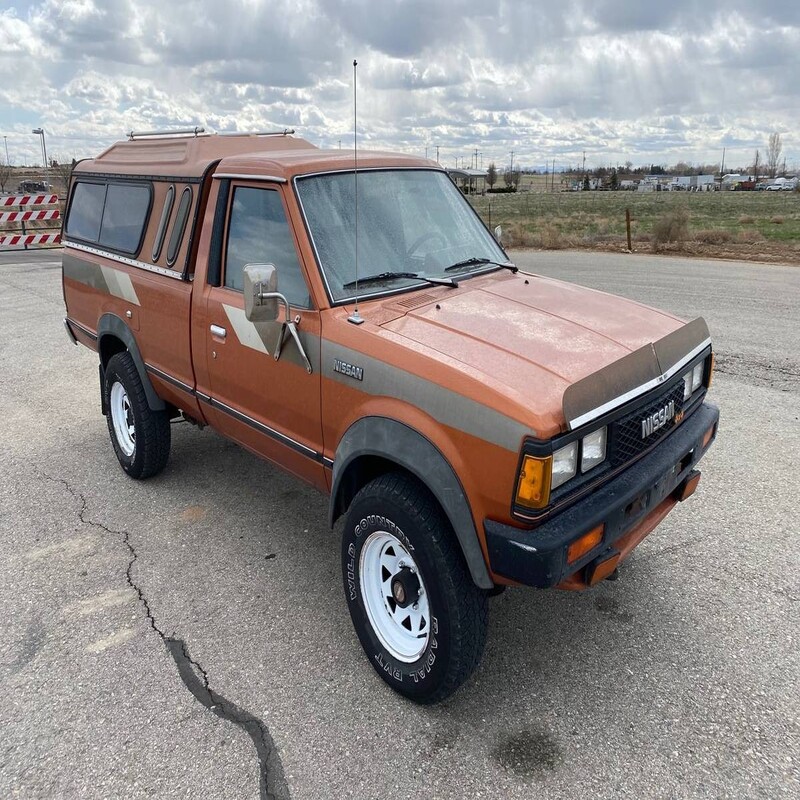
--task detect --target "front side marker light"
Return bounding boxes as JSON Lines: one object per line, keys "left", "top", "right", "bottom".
{"left": 581, "top": 426, "right": 607, "bottom": 472}
{"left": 551, "top": 442, "right": 578, "bottom": 490}
{"left": 516, "top": 455, "right": 552, "bottom": 509}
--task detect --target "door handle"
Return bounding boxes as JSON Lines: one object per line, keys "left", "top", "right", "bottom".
{"left": 210, "top": 324, "right": 227, "bottom": 338}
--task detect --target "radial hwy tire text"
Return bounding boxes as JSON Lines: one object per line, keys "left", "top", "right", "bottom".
{"left": 342, "top": 471, "right": 488, "bottom": 703}
{"left": 104, "top": 351, "right": 170, "bottom": 479}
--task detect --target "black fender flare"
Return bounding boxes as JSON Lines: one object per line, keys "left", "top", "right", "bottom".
{"left": 329, "top": 417, "right": 493, "bottom": 589}
{"left": 97, "top": 313, "right": 165, "bottom": 411}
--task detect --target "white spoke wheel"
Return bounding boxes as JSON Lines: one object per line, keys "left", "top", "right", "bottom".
{"left": 110, "top": 381, "right": 136, "bottom": 457}
{"left": 103, "top": 351, "right": 171, "bottom": 479}
{"left": 342, "top": 472, "right": 488, "bottom": 704}
{"left": 360, "top": 531, "right": 430, "bottom": 662}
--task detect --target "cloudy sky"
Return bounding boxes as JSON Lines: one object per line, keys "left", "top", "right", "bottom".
{"left": 1, "top": 0, "right": 798, "bottom": 171}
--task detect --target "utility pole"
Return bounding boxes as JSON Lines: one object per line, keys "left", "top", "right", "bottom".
{"left": 720, "top": 147, "right": 725, "bottom": 177}
{"left": 435, "top": 145, "right": 439, "bottom": 163}
{"left": 510, "top": 150, "right": 514, "bottom": 174}
{"left": 582, "top": 151, "right": 586, "bottom": 175}
{"left": 3, "top": 135, "right": 8, "bottom": 165}
{"left": 552, "top": 158, "right": 556, "bottom": 191}
{"left": 474, "top": 148, "right": 478, "bottom": 169}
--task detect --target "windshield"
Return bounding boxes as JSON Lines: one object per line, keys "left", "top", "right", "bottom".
{"left": 295, "top": 169, "right": 509, "bottom": 302}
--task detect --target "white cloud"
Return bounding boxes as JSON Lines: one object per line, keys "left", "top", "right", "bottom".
{"left": 0, "top": 0, "right": 797, "bottom": 170}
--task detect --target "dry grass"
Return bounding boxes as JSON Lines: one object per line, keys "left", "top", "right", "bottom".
{"left": 694, "top": 229, "right": 733, "bottom": 244}
{"left": 738, "top": 214, "right": 755, "bottom": 224}
{"left": 770, "top": 215, "right": 785, "bottom": 224}
{"left": 737, "top": 229, "right": 765, "bottom": 243}
{"left": 651, "top": 208, "right": 690, "bottom": 250}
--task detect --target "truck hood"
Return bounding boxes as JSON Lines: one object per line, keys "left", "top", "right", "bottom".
{"left": 380, "top": 272, "right": 689, "bottom": 430}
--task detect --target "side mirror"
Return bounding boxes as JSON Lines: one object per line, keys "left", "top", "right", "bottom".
{"left": 494, "top": 225, "right": 503, "bottom": 244}
{"left": 243, "top": 263, "right": 279, "bottom": 322}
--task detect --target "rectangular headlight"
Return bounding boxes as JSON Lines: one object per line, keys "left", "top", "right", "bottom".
{"left": 691, "top": 361, "right": 704, "bottom": 391}
{"left": 683, "top": 371, "right": 692, "bottom": 400}
{"left": 581, "top": 426, "right": 607, "bottom": 472}
{"left": 551, "top": 442, "right": 578, "bottom": 489}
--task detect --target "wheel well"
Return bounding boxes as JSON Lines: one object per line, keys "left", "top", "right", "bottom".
{"left": 332, "top": 455, "right": 410, "bottom": 525}
{"left": 99, "top": 334, "right": 126, "bottom": 369}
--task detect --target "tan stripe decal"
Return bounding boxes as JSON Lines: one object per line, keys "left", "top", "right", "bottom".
{"left": 322, "top": 341, "right": 530, "bottom": 453}
{"left": 100, "top": 265, "right": 140, "bottom": 306}
{"left": 63, "top": 253, "right": 140, "bottom": 305}
{"left": 222, "top": 304, "right": 271, "bottom": 354}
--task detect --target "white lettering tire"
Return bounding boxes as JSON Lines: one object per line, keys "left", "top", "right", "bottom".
{"left": 342, "top": 472, "right": 488, "bottom": 704}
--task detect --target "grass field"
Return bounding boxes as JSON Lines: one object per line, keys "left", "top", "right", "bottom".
{"left": 468, "top": 189, "right": 800, "bottom": 263}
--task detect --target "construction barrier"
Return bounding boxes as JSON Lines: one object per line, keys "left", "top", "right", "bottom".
{"left": 0, "top": 194, "right": 61, "bottom": 249}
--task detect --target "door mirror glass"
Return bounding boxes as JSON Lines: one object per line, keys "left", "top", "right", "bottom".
{"left": 243, "top": 263, "right": 279, "bottom": 322}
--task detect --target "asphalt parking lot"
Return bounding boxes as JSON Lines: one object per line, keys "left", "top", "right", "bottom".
{"left": 1, "top": 247, "right": 798, "bottom": 799}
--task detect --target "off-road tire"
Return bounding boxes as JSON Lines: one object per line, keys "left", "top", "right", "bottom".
{"left": 342, "top": 472, "right": 488, "bottom": 704}
{"left": 104, "top": 351, "right": 170, "bottom": 479}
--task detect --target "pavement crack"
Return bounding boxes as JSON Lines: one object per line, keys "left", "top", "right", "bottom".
{"left": 37, "top": 470, "right": 290, "bottom": 800}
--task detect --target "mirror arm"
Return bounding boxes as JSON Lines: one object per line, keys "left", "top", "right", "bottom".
{"left": 256, "top": 287, "right": 313, "bottom": 374}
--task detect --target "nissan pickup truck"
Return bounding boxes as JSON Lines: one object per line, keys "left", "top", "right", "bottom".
{"left": 62, "top": 130, "right": 719, "bottom": 703}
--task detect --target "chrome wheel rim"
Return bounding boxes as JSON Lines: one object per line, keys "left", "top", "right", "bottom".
{"left": 110, "top": 382, "right": 136, "bottom": 457}
{"left": 360, "top": 531, "right": 430, "bottom": 663}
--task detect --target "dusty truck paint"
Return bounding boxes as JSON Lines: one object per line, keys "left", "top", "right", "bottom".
{"left": 62, "top": 130, "right": 719, "bottom": 703}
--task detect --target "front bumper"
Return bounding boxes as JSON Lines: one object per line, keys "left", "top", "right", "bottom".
{"left": 485, "top": 401, "right": 719, "bottom": 589}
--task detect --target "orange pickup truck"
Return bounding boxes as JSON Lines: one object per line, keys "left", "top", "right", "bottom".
{"left": 62, "top": 130, "right": 718, "bottom": 703}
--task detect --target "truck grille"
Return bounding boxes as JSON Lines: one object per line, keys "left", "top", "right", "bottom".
{"left": 609, "top": 382, "right": 685, "bottom": 467}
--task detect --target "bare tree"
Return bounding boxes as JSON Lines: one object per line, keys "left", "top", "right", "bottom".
{"left": 511, "top": 169, "right": 522, "bottom": 190}
{"left": 767, "top": 133, "right": 783, "bottom": 179}
{"left": 752, "top": 149, "right": 760, "bottom": 184}
{"left": 0, "top": 159, "right": 11, "bottom": 193}
{"left": 486, "top": 162, "right": 497, "bottom": 189}
{"left": 503, "top": 170, "right": 513, "bottom": 188}
{"left": 51, "top": 156, "right": 76, "bottom": 196}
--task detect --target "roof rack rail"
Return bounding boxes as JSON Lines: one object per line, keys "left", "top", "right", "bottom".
{"left": 128, "top": 126, "right": 207, "bottom": 140}
{"left": 217, "top": 129, "right": 296, "bottom": 137}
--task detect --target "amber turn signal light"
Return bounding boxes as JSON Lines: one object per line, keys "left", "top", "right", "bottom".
{"left": 702, "top": 424, "right": 716, "bottom": 449}
{"left": 515, "top": 455, "right": 552, "bottom": 509}
{"left": 567, "top": 524, "right": 604, "bottom": 564}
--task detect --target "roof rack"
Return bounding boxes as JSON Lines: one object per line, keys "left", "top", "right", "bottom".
{"left": 128, "top": 126, "right": 206, "bottom": 140}
{"left": 217, "top": 129, "right": 296, "bottom": 137}
{"left": 127, "top": 127, "right": 296, "bottom": 141}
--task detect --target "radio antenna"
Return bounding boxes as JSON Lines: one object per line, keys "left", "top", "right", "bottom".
{"left": 348, "top": 58, "right": 364, "bottom": 325}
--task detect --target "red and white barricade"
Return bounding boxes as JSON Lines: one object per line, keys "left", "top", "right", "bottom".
{"left": 0, "top": 194, "right": 61, "bottom": 249}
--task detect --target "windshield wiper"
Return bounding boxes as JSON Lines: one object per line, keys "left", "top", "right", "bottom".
{"left": 343, "top": 271, "right": 457, "bottom": 290}
{"left": 444, "top": 257, "right": 518, "bottom": 274}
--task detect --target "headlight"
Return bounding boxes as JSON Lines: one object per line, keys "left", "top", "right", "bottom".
{"left": 581, "top": 426, "right": 607, "bottom": 472}
{"left": 691, "top": 361, "right": 704, "bottom": 391}
{"left": 551, "top": 442, "right": 578, "bottom": 489}
{"left": 683, "top": 372, "right": 693, "bottom": 400}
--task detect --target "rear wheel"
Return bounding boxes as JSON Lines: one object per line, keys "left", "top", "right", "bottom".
{"left": 104, "top": 352, "right": 170, "bottom": 479}
{"left": 342, "top": 472, "right": 488, "bottom": 704}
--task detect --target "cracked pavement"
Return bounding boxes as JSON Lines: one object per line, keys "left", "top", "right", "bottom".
{"left": 1, "top": 249, "right": 798, "bottom": 799}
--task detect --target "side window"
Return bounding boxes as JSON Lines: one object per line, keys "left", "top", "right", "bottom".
{"left": 99, "top": 183, "right": 151, "bottom": 254}
{"left": 152, "top": 184, "right": 175, "bottom": 262}
{"left": 166, "top": 186, "right": 192, "bottom": 267}
{"left": 66, "top": 181, "right": 151, "bottom": 254}
{"left": 66, "top": 182, "right": 106, "bottom": 242}
{"left": 225, "top": 186, "right": 310, "bottom": 308}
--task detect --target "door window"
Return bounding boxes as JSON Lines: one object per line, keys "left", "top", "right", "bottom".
{"left": 225, "top": 187, "right": 310, "bottom": 308}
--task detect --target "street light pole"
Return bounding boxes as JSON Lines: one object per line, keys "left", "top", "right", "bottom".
{"left": 32, "top": 128, "right": 48, "bottom": 185}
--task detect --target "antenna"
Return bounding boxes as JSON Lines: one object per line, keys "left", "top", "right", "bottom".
{"left": 348, "top": 59, "right": 364, "bottom": 325}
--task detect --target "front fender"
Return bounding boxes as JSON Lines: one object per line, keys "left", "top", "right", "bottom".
{"left": 330, "top": 416, "right": 493, "bottom": 589}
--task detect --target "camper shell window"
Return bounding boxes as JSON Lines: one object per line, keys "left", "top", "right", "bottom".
{"left": 66, "top": 180, "right": 152, "bottom": 256}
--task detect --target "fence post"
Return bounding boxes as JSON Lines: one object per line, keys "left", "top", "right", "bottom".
{"left": 21, "top": 218, "right": 27, "bottom": 251}
{"left": 625, "top": 208, "right": 632, "bottom": 251}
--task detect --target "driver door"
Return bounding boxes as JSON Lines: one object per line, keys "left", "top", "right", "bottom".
{"left": 201, "top": 181, "right": 325, "bottom": 489}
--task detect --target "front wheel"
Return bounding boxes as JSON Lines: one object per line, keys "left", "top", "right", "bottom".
{"left": 342, "top": 472, "right": 488, "bottom": 704}
{"left": 104, "top": 351, "right": 170, "bottom": 479}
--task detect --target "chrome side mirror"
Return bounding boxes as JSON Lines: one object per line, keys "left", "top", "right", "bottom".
{"left": 243, "top": 263, "right": 279, "bottom": 322}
